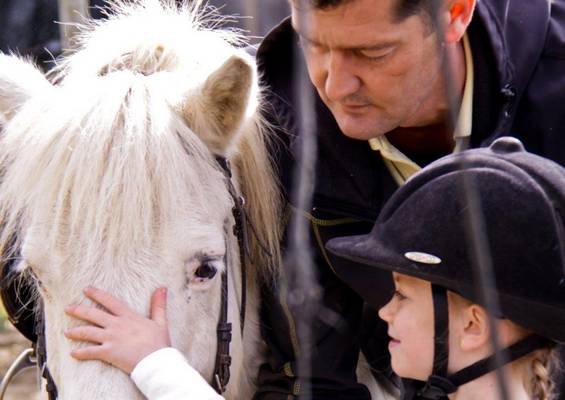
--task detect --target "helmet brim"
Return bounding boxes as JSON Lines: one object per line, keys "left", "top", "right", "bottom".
{"left": 327, "top": 233, "right": 565, "bottom": 344}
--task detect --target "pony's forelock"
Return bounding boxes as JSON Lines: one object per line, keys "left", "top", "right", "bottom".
{"left": 0, "top": 71, "right": 230, "bottom": 271}
{"left": 51, "top": 0, "right": 246, "bottom": 83}
{"left": 0, "top": 0, "right": 281, "bottom": 283}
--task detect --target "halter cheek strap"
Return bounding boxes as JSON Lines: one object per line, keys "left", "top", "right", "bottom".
{"left": 36, "top": 305, "right": 58, "bottom": 400}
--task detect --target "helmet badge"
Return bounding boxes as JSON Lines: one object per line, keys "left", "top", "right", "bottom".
{"left": 404, "top": 252, "right": 442, "bottom": 265}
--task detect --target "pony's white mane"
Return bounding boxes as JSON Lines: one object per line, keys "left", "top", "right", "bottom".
{"left": 2, "top": 72, "right": 225, "bottom": 266}
{"left": 0, "top": 0, "right": 281, "bottom": 280}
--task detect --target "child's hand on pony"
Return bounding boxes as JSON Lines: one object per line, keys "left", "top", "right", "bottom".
{"left": 64, "top": 287, "right": 171, "bottom": 374}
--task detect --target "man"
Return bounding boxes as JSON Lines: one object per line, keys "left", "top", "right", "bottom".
{"left": 254, "top": 0, "right": 565, "bottom": 398}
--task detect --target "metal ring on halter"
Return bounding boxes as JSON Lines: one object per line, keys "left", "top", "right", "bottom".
{"left": 0, "top": 347, "right": 37, "bottom": 400}
{"left": 214, "top": 374, "right": 223, "bottom": 393}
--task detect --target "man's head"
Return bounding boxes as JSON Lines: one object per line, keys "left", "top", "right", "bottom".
{"left": 299, "top": 0, "right": 432, "bottom": 22}
{"left": 290, "top": 0, "right": 475, "bottom": 140}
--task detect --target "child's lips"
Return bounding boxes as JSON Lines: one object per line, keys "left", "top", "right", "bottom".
{"left": 388, "top": 333, "right": 401, "bottom": 348}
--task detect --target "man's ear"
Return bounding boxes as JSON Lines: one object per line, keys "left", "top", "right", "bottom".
{"left": 442, "top": 0, "right": 476, "bottom": 43}
{"left": 0, "top": 54, "right": 53, "bottom": 124}
{"left": 459, "top": 304, "right": 490, "bottom": 351}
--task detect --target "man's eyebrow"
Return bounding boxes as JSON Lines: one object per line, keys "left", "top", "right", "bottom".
{"left": 293, "top": 27, "right": 318, "bottom": 45}
{"left": 293, "top": 28, "right": 397, "bottom": 51}
{"left": 348, "top": 42, "right": 397, "bottom": 51}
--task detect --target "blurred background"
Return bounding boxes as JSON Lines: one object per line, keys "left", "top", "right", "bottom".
{"left": 0, "top": 0, "right": 290, "bottom": 71}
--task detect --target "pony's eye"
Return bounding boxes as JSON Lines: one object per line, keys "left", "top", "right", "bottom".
{"left": 194, "top": 261, "right": 218, "bottom": 280}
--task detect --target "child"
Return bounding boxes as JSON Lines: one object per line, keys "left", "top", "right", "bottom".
{"left": 326, "top": 137, "right": 564, "bottom": 399}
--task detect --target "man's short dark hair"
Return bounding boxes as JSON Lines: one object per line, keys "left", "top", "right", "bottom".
{"left": 302, "top": 0, "right": 433, "bottom": 23}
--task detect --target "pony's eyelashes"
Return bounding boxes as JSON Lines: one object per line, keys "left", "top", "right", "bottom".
{"left": 186, "top": 255, "right": 224, "bottom": 288}
{"left": 194, "top": 260, "right": 218, "bottom": 281}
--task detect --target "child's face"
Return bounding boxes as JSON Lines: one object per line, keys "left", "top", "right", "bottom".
{"left": 378, "top": 272, "right": 435, "bottom": 380}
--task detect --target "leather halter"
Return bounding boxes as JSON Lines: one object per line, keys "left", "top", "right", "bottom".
{"left": 0, "top": 154, "right": 250, "bottom": 398}
{"left": 212, "top": 155, "right": 250, "bottom": 394}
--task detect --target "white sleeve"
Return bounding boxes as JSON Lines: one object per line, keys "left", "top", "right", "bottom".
{"left": 130, "top": 347, "right": 224, "bottom": 400}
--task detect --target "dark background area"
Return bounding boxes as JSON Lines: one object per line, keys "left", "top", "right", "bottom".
{"left": 0, "top": 0, "right": 289, "bottom": 70}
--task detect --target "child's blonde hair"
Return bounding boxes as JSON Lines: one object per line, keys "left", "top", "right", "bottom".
{"left": 449, "top": 292, "right": 560, "bottom": 400}
{"left": 525, "top": 345, "right": 560, "bottom": 400}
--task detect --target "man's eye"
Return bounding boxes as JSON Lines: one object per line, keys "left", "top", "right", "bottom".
{"left": 357, "top": 48, "right": 393, "bottom": 61}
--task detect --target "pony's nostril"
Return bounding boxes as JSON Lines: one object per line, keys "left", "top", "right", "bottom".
{"left": 194, "top": 262, "right": 217, "bottom": 280}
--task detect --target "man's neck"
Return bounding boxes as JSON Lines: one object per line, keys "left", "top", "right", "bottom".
{"left": 386, "top": 39, "right": 467, "bottom": 164}
{"left": 386, "top": 122, "right": 454, "bottom": 163}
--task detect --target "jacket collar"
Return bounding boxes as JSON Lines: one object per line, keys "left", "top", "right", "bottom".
{"left": 471, "top": 0, "right": 550, "bottom": 142}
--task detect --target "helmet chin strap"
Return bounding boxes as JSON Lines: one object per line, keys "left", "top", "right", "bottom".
{"left": 417, "top": 285, "right": 453, "bottom": 400}
{"left": 416, "top": 285, "right": 551, "bottom": 400}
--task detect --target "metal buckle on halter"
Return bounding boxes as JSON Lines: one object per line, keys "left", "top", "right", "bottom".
{"left": 214, "top": 374, "right": 224, "bottom": 393}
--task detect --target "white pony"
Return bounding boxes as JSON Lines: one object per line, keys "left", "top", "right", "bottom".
{"left": 0, "top": 1, "right": 281, "bottom": 398}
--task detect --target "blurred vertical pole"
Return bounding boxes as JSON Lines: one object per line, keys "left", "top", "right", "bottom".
{"left": 287, "top": 2, "right": 320, "bottom": 399}
{"left": 243, "top": 0, "right": 259, "bottom": 37}
{"left": 58, "top": 0, "right": 91, "bottom": 51}
{"left": 242, "top": 0, "right": 290, "bottom": 38}
{"left": 428, "top": 0, "right": 511, "bottom": 398}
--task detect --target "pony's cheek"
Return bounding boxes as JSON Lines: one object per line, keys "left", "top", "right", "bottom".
{"left": 21, "top": 228, "right": 52, "bottom": 276}
{"left": 182, "top": 277, "right": 221, "bottom": 306}
{"left": 16, "top": 250, "right": 53, "bottom": 300}
{"left": 187, "top": 271, "right": 221, "bottom": 291}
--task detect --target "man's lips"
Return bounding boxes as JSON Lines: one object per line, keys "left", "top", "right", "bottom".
{"left": 341, "top": 103, "right": 371, "bottom": 111}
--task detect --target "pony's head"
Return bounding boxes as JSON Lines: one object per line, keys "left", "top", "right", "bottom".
{"left": 0, "top": 1, "right": 280, "bottom": 398}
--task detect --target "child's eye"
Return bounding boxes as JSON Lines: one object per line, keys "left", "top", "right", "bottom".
{"left": 392, "top": 290, "right": 407, "bottom": 301}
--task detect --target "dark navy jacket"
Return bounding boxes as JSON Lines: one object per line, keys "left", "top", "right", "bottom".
{"left": 255, "top": 0, "right": 565, "bottom": 398}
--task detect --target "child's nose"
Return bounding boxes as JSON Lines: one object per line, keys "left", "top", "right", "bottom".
{"left": 378, "top": 299, "right": 394, "bottom": 322}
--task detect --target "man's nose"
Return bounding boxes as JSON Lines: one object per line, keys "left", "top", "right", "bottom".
{"left": 324, "top": 52, "right": 361, "bottom": 101}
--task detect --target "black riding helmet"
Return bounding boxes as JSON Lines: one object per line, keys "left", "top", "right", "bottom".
{"left": 326, "top": 137, "right": 565, "bottom": 399}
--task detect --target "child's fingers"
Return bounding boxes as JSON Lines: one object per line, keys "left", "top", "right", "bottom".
{"left": 70, "top": 345, "right": 110, "bottom": 362}
{"left": 83, "top": 287, "right": 133, "bottom": 317}
{"left": 64, "top": 325, "right": 107, "bottom": 344}
{"left": 150, "top": 288, "right": 168, "bottom": 327}
{"left": 65, "top": 304, "right": 114, "bottom": 327}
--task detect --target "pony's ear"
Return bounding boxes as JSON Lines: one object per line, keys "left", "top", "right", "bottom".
{"left": 0, "top": 54, "right": 52, "bottom": 125}
{"left": 185, "top": 54, "right": 256, "bottom": 155}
